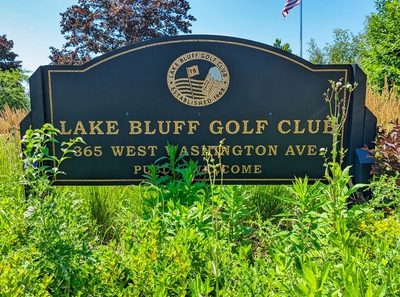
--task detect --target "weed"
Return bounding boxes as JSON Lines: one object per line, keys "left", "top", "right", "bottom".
{"left": 20, "top": 123, "right": 85, "bottom": 198}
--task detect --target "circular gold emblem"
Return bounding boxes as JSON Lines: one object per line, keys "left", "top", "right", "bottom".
{"left": 167, "top": 51, "right": 230, "bottom": 107}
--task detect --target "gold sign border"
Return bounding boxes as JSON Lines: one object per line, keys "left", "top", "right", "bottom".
{"left": 48, "top": 38, "right": 349, "bottom": 184}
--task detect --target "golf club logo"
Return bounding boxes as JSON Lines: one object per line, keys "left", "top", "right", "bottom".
{"left": 167, "top": 51, "right": 230, "bottom": 107}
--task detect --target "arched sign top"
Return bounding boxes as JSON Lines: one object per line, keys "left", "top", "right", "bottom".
{"left": 22, "top": 35, "right": 375, "bottom": 185}
{"left": 45, "top": 35, "right": 344, "bottom": 73}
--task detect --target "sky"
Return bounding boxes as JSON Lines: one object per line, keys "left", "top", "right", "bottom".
{"left": 0, "top": 0, "right": 377, "bottom": 73}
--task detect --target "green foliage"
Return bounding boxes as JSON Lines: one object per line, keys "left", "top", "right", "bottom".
{"left": 265, "top": 79, "right": 398, "bottom": 296}
{"left": 307, "top": 29, "right": 362, "bottom": 64}
{"left": 22, "top": 192, "right": 97, "bottom": 296}
{"left": 72, "top": 185, "right": 140, "bottom": 244}
{"left": 244, "top": 185, "right": 292, "bottom": 221}
{"left": 143, "top": 142, "right": 207, "bottom": 213}
{"left": 20, "top": 123, "right": 85, "bottom": 198}
{"left": 273, "top": 38, "right": 293, "bottom": 53}
{"left": 0, "top": 102, "right": 400, "bottom": 295}
{"left": 368, "top": 173, "right": 400, "bottom": 211}
{"left": 362, "top": 0, "right": 400, "bottom": 92}
{"left": 0, "top": 68, "right": 29, "bottom": 111}
{"left": 0, "top": 133, "right": 97, "bottom": 295}
{"left": 307, "top": 38, "right": 325, "bottom": 64}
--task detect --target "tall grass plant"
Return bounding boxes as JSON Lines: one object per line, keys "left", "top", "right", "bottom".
{"left": 0, "top": 83, "right": 399, "bottom": 295}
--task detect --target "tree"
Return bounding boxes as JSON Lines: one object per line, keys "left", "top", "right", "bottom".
{"left": 0, "top": 34, "right": 22, "bottom": 71}
{"left": 307, "top": 39, "right": 324, "bottom": 64}
{"left": 273, "top": 38, "right": 292, "bottom": 53}
{"left": 306, "top": 29, "right": 362, "bottom": 65}
{"left": 50, "top": 0, "right": 196, "bottom": 65}
{"left": 362, "top": 0, "right": 400, "bottom": 92}
{"left": 0, "top": 69, "right": 29, "bottom": 111}
{"left": 0, "top": 35, "right": 28, "bottom": 111}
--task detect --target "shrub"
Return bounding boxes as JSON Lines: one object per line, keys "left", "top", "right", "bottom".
{"left": 367, "top": 119, "right": 400, "bottom": 185}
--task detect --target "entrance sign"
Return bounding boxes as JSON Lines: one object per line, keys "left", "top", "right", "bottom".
{"left": 21, "top": 35, "right": 376, "bottom": 185}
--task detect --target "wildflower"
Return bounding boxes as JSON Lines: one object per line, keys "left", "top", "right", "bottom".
{"left": 319, "top": 147, "right": 327, "bottom": 157}
{"left": 336, "top": 81, "right": 342, "bottom": 88}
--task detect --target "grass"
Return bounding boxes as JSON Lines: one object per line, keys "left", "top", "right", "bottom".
{"left": 0, "top": 104, "right": 28, "bottom": 134}
{"left": 366, "top": 82, "right": 400, "bottom": 129}
{"left": 0, "top": 86, "right": 399, "bottom": 295}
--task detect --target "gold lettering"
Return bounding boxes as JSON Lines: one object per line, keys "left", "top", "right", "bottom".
{"left": 129, "top": 121, "right": 142, "bottom": 134}
{"left": 255, "top": 145, "right": 266, "bottom": 156}
{"left": 242, "top": 165, "right": 252, "bottom": 174}
{"left": 294, "top": 120, "right": 305, "bottom": 134}
{"left": 173, "top": 120, "right": 185, "bottom": 134}
{"left": 158, "top": 121, "right": 171, "bottom": 134}
{"left": 179, "top": 145, "right": 188, "bottom": 155}
{"left": 244, "top": 145, "right": 254, "bottom": 156}
{"left": 323, "top": 119, "right": 333, "bottom": 134}
{"left": 209, "top": 120, "right": 223, "bottom": 134}
{"left": 187, "top": 121, "right": 200, "bottom": 134}
{"left": 148, "top": 146, "right": 157, "bottom": 156}
{"left": 224, "top": 164, "right": 263, "bottom": 174}
{"left": 307, "top": 145, "right": 317, "bottom": 155}
{"left": 112, "top": 145, "right": 157, "bottom": 156}
{"left": 308, "top": 120, "right": 321, "bottom": 134}
{"left": 231, "top": 165, "right": 240, "bottom": 174}
{"left": 134, "top": 165, "right": 142, "bottom": 174}
{"left": 144, "top": 121, "right": 156, "bottom": 135}
{"left": 232, "top": 145, "right": 243, "bottom": 156}
{"left": 268, "top": 145, "right": 278, "bottom": 156}
{"left": 242, "top": 120, "right": 254, "bottom": 134}
{"left": 89, "top": 121, "right": 104, "bottom": 135}
{"left": 226, "top": 120, "right": 240, "bottom": 134}
{"left": 143, "top": 166, "right": 150, "bottom": 174}
{"left": 73, "top": 121, "right": 87, "bottom": 135}
{"left": 295, "top": 145, "right": 306, "bottom": 155}
{"left": 190, "top": 145, "right": 200, "bottom": 156}
{"left": 278, "top": 120, "right": 291, "bottom": 134}
{"left": 111, "top": 146, "right": 124, "bottom": 156}
{"left": 284, "top": 144, "right": 318, "bottom": 156}
{"left": 256, "top": 120, "right": 269, "bottom": 134}
{"left": 285, "top": 145, "right": 295, "bottom": 156}
{"left": 221, "top": 145, "right": 230, "bottom": 156}
{"left": 126, "top": 146, "right": 136, "bottom": 156}
{"left": 59, "top": 121, "right": 71, "bottom": 135}
{"left": 137, "top": 146, "right": 147, "bottom": 156}
{"left": 106, "top": 121, "right": 119, "bottom": 135}
{"left": 254, "top": 165, "right": 262, "bottom": 174}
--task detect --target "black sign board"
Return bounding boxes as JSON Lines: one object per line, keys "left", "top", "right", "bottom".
{"left": 21, "top": 35, "right": 376, "bottom": 185}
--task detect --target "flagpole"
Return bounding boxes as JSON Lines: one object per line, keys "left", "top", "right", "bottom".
{"left": 300, "top": 0, "right": 303, "bottom": 58}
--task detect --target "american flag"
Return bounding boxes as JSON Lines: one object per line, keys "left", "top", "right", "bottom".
{"left": 282, "top": 0, "right": 300, "bottom": 17}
